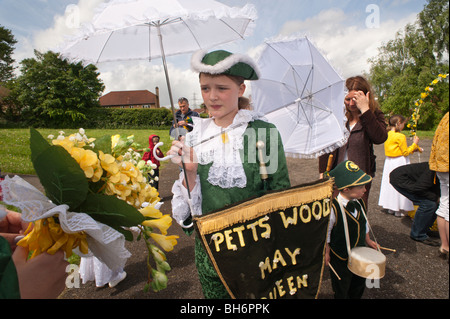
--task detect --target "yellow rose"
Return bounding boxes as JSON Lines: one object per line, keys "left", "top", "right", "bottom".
{"left": 70, "top": 148, "right": 100, "bottom": 179}
{"left": 99, "top": 151, "right": 119, "bottom": 175}
{"left": 52, "top": 138, "right": 75, "bottom": 152}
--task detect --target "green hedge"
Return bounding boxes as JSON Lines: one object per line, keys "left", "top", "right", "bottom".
{"left": 80, "top": 108, "right": 173, "bottom": 129}
{"left": 1, "top": 108, "right": 174, "bottom": 129}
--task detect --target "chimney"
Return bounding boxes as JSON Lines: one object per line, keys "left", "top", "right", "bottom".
{"left": 155, "top": 86, "right": 160, "bottom": 108}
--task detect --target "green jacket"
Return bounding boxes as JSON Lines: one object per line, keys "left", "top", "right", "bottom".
{"left": 329, "top": 198, "right": 367, "bottom": 260}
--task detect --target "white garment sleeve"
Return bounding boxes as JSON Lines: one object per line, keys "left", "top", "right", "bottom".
{"left": 171, "top": 171, "right": 203, "bottom": 226}
{"left": 327, "top": 207, "right": 336, "bottom": 243}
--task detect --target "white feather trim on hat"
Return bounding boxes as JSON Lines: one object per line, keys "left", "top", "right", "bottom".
{"left": 191, "top": 50, "right": 261, "bottom": 78}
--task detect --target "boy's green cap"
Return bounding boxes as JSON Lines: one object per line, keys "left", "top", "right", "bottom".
{"left": 328, "top": 160, "right": 372, "bottom": 190}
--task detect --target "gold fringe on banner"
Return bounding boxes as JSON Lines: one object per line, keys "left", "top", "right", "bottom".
{"left": 195, "top": 179, "right": 334, "bottom": 235}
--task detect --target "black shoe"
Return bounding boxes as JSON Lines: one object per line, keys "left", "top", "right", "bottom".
{"left": 411, "top": 237, "right": 440, "bottom": 247}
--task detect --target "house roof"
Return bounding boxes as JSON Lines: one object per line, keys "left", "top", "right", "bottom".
{"left": 99, "top": 90, "right": 157, "bottom": 107}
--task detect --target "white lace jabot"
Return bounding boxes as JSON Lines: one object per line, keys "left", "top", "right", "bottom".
{"left": 186, "top": 109, "right": 265, "bottom": 189}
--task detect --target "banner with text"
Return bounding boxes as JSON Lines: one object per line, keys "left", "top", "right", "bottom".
{"left": 195, "top": 179, "right": 333, "bottom": 299}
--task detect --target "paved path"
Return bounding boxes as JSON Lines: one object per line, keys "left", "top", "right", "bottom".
{"left": 17, "top": 139, "right": 448, "bottom": 299}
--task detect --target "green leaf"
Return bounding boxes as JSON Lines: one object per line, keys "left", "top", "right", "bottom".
{"left": 33, "top": 145, "right": 88, "bottom": 210}
{"left": 29, "top": 128, "right": 51, "bottom": 162}
{"left": 77, "top": 193, "right": 145, "bottom": 241}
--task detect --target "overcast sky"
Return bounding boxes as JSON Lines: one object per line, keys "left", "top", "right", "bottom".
{"left": 0, "top": 0, "right": 427, "bottom": 107}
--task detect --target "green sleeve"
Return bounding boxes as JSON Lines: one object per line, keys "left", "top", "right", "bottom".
{"left": 0, "top": 236, "right": 21, "bottom": 299}
{"left": 248, "top": 120, "right": 291, "bottom": 191}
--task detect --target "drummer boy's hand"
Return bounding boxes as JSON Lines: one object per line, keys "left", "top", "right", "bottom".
{"left": 325, "top": 243, "right": 331, "bottom": 266}
{"left": 365, "top": 234, "right": 379, "bottom": 250}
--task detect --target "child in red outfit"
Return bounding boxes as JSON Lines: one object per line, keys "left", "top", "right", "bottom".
{"left": 142, "top": 134, "right": 163, "bottom": 190}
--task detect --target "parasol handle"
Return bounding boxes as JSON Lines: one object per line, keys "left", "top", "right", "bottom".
{"left": 153, "top": 142, "right": 175, "bottom": 162}
{"left": 326, "top": 154, "right": 334, "bottom": 172}
{"left": 256, "top": 141, "right": 268, "bottom": 180}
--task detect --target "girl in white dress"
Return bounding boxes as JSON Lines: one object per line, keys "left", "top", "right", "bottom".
{"left": 378, "top": 115, "right": 420, "bottom": 216}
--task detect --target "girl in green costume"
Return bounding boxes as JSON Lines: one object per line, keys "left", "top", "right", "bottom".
{"left": 170, "top": 50, "right": 291, "bottom": 298}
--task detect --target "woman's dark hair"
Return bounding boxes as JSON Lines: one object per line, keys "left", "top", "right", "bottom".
{"left": 345, "top": 76, "right": 380, "bottom": 122}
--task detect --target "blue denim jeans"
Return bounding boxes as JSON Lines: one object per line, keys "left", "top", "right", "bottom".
{"left": 392, "top": 186, "right": 438, "bottom": 241}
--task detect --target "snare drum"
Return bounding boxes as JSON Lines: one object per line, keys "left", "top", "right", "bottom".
{"left": 348, "top": 247, "right": 386, "bottom": 279}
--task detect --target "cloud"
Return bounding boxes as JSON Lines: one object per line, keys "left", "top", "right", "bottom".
{"left": 277, "top": 8, "right": 418, "bottom": 78}
{"left": 33, "top": 0, "right": 105, "bottom": 52}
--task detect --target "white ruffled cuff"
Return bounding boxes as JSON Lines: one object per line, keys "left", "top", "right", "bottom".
{"left": 171, "top": 172, "right": 202, "bottom": 227}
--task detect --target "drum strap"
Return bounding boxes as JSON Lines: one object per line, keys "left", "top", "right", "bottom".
{"left": 358, "top": 202, "right": 381, "bottom": 252}
{"left": 337, "top": 198, "right": 381, "bottom": 265}
{"left": 337, "top": 199, "right": 353, "bottom": 262}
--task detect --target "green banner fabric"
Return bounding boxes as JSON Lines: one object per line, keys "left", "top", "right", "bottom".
{"left": 195, "top": 179, "right": 333, "bottom": 299}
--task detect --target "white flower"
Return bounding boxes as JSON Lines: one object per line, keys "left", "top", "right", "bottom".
{"left": 79, "top": 128, "right": 85, "bottom": 135}
{"left": 47, "top": 134, "right": 54, "bottom": 139}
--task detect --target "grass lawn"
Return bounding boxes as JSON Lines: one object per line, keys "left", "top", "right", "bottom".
{"left": 0, "top": 128, "right": 434, "bottom": 175}
{"left": 0, "top": 128, "right": 172, "bottom": 175}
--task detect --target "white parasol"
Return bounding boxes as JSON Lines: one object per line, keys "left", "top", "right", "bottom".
{"left": 252, "top": 37, "right": 348, "bottom": 158}
{"left": 59, "top": 0, "right": 257, "bottom": 226}
{"left": 59, "top": 0, "right": 256, "bottom": 113}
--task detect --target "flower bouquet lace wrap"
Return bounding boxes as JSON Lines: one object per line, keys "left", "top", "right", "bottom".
{"left": 3, "top": 128, "right": 178, "bottom": 292}
{"left": 1, "top": 175, "right": 130, "bottom": 272}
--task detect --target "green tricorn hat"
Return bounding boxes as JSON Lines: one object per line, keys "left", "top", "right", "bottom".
{"left": 328, "top": 160, "right": 372, "bottom": 190}
{"left": 191, "top": 50, "right": 260, "bottom": 80}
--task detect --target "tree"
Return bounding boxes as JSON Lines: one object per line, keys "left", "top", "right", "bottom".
{"left": 11, "top": 50, "right": 105, "bottom": 127}
{"left": 368, "top": 0, "right": 449, "bottom": 130}
{"left": 0, "top": 25, "right": 17, "bottom": 83}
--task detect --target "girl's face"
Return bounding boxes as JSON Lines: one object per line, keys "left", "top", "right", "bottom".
{"left": 396, "top": 121, "right": 405, "bottom": 131}
{"left": 200, "top": 73, "right": 246, "bottom": 127}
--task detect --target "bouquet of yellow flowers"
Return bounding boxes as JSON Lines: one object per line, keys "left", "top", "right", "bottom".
{"left": 12, "top": 128, "right": 178, "bottom": 292}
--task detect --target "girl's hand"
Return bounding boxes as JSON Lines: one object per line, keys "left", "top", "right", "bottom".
{"left": 413, "top": 135, "right": 420, "bottom": 145}
{"left": 167, "top": 137, "right": 198, "bottom": 172}
{"left": 167, "top": 137, "right": 198, "bottom": 192}
{"left": 353, "top": 91, "right": 370, "bottom": 114}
